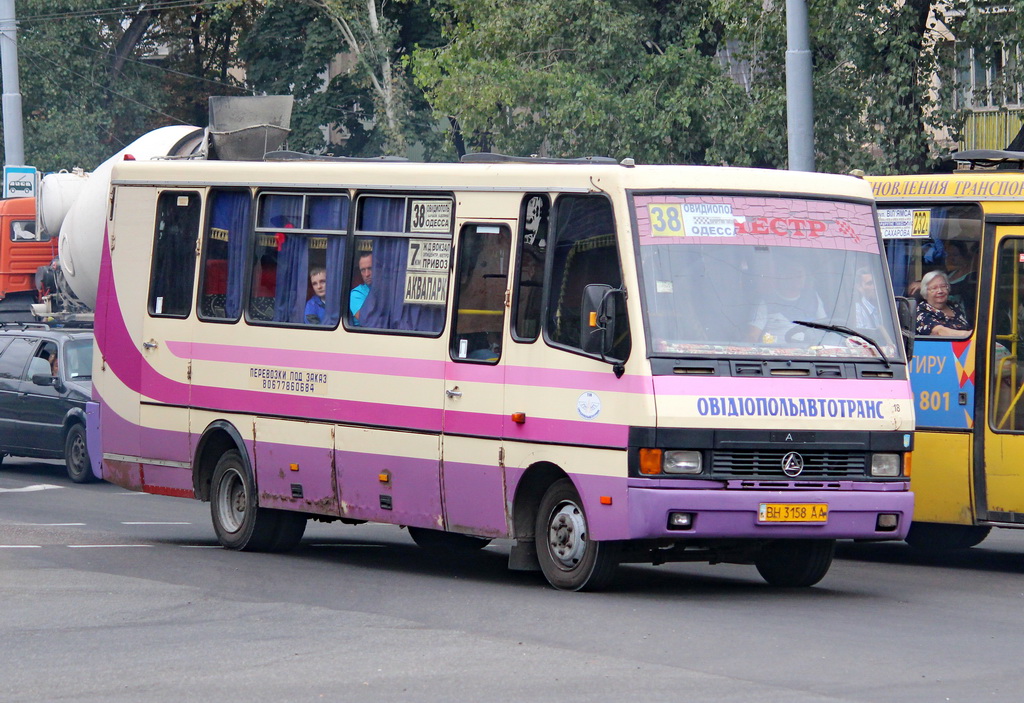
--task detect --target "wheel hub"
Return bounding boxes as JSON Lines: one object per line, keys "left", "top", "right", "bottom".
{"left": 547, "top": 501, "right": 587, "bottom": 568}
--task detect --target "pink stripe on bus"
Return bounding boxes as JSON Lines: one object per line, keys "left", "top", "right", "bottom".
{"left": 653, "top": 376, "right": 911, "bottom": 400}
{"left": 167, "top": 339, "right": 653, "bottom": 394}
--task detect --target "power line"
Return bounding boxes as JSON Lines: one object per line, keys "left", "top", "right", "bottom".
{"left": 19, "top": 1, "right": 240, "bottom": 24}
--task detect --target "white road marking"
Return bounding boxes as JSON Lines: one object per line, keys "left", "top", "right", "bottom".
{"left": 0, "top": 545, "right": 42, "bottom": 549}
{"left": 121, "top": 521, "right": 191, "bottom": 525}
{"left": 67, "top": 544, "right": 153, "bottom": 549}
{"left": 0, "top": 484, "right": 62, "bottom": 493}
{"left": 28, "top": 522, "right": 86, "bottom": 526}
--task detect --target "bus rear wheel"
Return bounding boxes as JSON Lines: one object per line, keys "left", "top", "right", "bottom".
{"left": 755, "top": 539, "right": 835, "bottom": 587}
{"left": 905, "top": 522, "right": 991, "bottom": 551}
{"left": 535, "top": 478, "right": 619, "bottom": 591}
{"left": 210, "top": 449, "right": 306, "bottom": 552}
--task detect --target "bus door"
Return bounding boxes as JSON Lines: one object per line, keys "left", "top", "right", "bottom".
{"left": 139, "top": 190, "right": 202, "bottom": 473}
{"left": 442, "top": 222, "right": 513, "bottom": 536}
{"left": 983, "top": 226, "right": 1024, "bottom": 522}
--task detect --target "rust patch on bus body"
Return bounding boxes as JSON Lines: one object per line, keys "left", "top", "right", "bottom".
{"left": 102, "top": 458, "right": 144, "bottom": 491}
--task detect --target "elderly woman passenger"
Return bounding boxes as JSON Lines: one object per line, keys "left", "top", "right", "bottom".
{"left": 916, "top": 270, "right": 971, "bottom": 336}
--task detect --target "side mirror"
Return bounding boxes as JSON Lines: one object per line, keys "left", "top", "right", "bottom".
{"left": 581, "top": 284, "right": 628, "bottom": 373}
{"left": 895, "top": 296, "right": 916, "bottom": 360}
{"left": 581, "top": 284, "right": 614, "bottom": 356}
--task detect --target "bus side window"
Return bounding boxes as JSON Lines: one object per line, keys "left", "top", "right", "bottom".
{"left": 149, "top": 191, "right": 201, "bottom": 318}
{"left": 451, "top": 224, "right": 511, "bottom": 362}
{"left": 348, "top": 195, "right": 450, "bottom": 335}
{"left": 545, "top": 195, "right": 630, "bottom": 360}
{"left": 199, "top": 189, "right": 250, "bottom": 322}
{"left": 247, "top": 192, "right": 349, "bottom": 327}
{"left": 512, "top": 194, "right": 548, "bottom": 342}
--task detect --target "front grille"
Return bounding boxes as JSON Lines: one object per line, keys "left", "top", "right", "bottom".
{"left": 710, "top": 450, "right": 867, "bottom": 478}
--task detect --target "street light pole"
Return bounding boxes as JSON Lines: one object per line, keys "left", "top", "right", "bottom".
{"left": 0, "top": 0, "right": 24, "bottom": 167}
{"left": 786, "top": 0, "right": 815, "bottom": 172}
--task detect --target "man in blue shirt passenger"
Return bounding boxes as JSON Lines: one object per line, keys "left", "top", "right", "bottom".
{"left": 350, "top": 252, "right": 372, "bottom": 324}
{"left": 304, "top": 267, "right": 327, "bottom": 324}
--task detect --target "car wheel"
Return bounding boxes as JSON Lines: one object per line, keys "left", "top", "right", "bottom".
{"left": 64, "top": 423, "right": 94, "bottom": 483}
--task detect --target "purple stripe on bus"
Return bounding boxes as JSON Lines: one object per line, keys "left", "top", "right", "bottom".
{"left": 334, "top": 449, "right": 443, "bottom": 529}
{"left": 438, "top": 459, "right": 510, "bottom": 537}
{"left": 255, "top": 441, "right": 340, "bottom": 516}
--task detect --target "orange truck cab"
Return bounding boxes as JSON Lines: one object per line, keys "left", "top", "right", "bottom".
{"left": 0, "top": 197, "right": 56, "bottom": 301}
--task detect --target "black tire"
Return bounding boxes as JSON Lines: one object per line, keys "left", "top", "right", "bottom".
{"left": 905, "top": 522, "right": 991, "bottom": 551}
{"left": 64, "top": 423, "right": 95, "bottom": 483}
{"left": 210, "top": 449, "right": 304, "bottom": 552}
{"left": 535, "top": 478, "right": 619, "bottom": 591}
{"left": 408, "top": 526, "right": 491, "bottom": 552}
{"left": 755, "top": 539, "right": 835, "bottom": 587}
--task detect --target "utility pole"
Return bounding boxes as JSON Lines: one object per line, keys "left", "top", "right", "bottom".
{"left": 786, "top": 0, "right": 815, "bottom": 172}
{"left": 0, "top": 0, "right": 24, "bottom": 166}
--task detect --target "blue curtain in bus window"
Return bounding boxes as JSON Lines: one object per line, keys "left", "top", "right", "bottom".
{"left": 273, "top": 233, "right": 309, "bottom": 323}
{"left": 309, "top": 197, "right": 349, "bottom": 326}
{"left": 358, "top": 198, "right": 404, "bottom": 329}
{"left": 924, "top": 210, "right": 948, "bottom": 265}
{"left": 209, "top": 191, "right": 250, "bottom": 319}
{"left": 886, "top": 241, "right": 914, "bottom": 299}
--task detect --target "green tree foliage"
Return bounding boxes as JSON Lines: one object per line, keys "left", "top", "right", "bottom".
{"left": 7, "top": 1, "right": 255, "bottom": 172}
{"left": 416, "top": 0, "right": 1024, "bottom": 173}
{"left": 413, "top": 0, "right": 754, "bottom": 164}
{"left": 239, "top": 0, "right": 444, "bottom": 157}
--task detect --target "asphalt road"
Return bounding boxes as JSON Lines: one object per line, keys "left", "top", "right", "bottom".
{"left": 3, "top": 457, "right": 1023, "bottom": 703}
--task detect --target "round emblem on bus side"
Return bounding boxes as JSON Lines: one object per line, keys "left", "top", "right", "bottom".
{"left": 781, "top": 451, "right": 804, "bottom": 477}
{"left": 577, "top": 392, "right": 601, "bottom": 420}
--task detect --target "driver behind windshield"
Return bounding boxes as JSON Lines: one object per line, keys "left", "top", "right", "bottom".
{"left": 748, "top": 258, "right": 826, "bottom": 344}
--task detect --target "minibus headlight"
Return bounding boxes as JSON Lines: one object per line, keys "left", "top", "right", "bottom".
{"left": 664, "top": 450, "right": 702, "bottom": 474}
{"left": 871, "top": 453, "right": 901, "bottom": 477}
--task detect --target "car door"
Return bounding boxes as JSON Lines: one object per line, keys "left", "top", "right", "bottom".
{"left": 0, "top": 337, "right": 41, "bottom": 453}
{"left": 18, "top": 339, "right": 64, "bottom": 454}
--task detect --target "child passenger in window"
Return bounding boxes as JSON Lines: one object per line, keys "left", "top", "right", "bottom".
{"left": 305, "top": 267, "right": 327, "bottom": 324}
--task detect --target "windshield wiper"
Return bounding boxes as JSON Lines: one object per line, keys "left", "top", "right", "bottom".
{"left": 792, "top": 320, "right": 890, "bottom": 368}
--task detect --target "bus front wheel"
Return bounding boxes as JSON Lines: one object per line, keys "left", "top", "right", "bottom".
{"left": 755, "top": 539, "right": 835, "bottom": 587}
{"left": 535, "top": 478, "right": 619, "bottom": 591}
{"left": 210, "top": 449, "right": 306, "bottom": 552}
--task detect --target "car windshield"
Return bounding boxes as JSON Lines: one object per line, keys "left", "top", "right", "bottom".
{"left": 632, "top": 193, "right": 900, "bottom": 361}
{"left": 64, "top": 338, "right": 93, "bottom": 380}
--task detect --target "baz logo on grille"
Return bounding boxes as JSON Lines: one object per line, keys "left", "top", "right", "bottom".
{"left": 782, "top": 451, "right": 805, "bottom": 477}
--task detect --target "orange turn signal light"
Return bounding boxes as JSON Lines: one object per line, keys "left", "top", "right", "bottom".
{"left": 903, "top": 453, "right": 911, "bottom": 477}
{"left": 289, "top": 463, "right": 300, "bottom": 472}
{"left": 600, "top": 496, "right": 613, "bottom": 505}
{"left": 378, "top": 472, "right": 390, "bottom": 483}
{"left": 511, "top": 412, "right": 527, "bottom": 424}
{"left": 639, "top": 448, "right": 663, "bottom": 475}
{"left": 589, "top": 311, "right": 598, "bottom": 328}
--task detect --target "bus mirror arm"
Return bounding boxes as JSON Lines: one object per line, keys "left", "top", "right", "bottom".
{"left": 895, "top": 296, "right": 916, "bottom": 359}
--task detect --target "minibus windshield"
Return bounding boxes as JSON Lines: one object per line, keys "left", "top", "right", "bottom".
{"left": 632, "top": 193, "right": 900, "bottom": 361}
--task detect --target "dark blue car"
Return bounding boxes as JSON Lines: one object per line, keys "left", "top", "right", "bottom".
{"left": 0, "top": 325, "right": 94, "bottom": 482}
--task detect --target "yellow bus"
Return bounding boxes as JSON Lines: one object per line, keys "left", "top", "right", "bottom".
{"left": 871, "top": 152, "right": 1024, "bottom": 549}
{"left": 88, "top": 153, "right": 915, "bottom": 590}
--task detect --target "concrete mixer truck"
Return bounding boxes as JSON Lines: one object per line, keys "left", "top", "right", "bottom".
{"left": 33, "top": 96, "right": 292, "bottom": 324}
